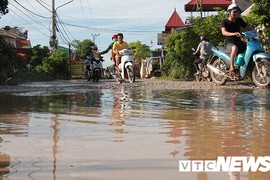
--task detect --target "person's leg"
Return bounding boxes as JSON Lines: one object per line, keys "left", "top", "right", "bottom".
{"left": 194, "top": 58, "right": 202, "bottom": 73}
{"left": 230, "top": 45, "right": 238, "bottom": 74}
{"left": 115, "top": 58, "right": 121, "bottom": 74}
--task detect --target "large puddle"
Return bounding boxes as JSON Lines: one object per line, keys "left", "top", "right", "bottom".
{"left": 0, "top": 87, "right": 270, "bottom": 179}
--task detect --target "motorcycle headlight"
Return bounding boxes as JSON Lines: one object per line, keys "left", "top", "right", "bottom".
{"left": 254, "top": 34, "right": 262, "bottom": 41}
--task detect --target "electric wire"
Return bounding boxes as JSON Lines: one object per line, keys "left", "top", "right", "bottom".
{"left": 25, "top": 0, "right": 40, "bottom": 13}
{"left": 13, "top": 0, "right": 51, "bottom": 19}
{"left": 61, "top": 22, "right": 160, "bottom": 34}
{"left": 79, "top": 0, "right": 92, "bottom": 33}
{"left": 56, "top": 15, "right": 73, "bottom": 44}
{"left": 9, "top": 9, "right": 49, "bottom": 38}
{"left": 9, "top": 2, "right": 51, "bottom": 31}
{"left": 36, "top": 0, "right": 51, "bottom": 12}
{"left": 56, "top": 15, "right": 76, "bottom": 42}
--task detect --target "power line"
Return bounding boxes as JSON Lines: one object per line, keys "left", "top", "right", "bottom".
{"left": 13, "top": 0, "right": 51, "bottom": 19}
{"left": 9, "top": 9, "right": 49, "bottom": 38}
{"left": 61, "top": 22, "right": 161, "bottom": 34}
{"left": 56, "top": 15, "right": 74, "bottom": 43}
{"left": 9, "top": 2, "right": 50, "bottom": 31}
{"left": 36, "top": 0, "right": 51, "bottom": 12}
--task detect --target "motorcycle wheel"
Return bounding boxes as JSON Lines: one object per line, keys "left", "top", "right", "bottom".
{"left": 93, "top": 70, "right": 101, "bottom": 82}
{"left": 210, "top": 58, "right": 227, "bottom": 85}
{"left": 87, "top": 71, "right": 91, "bottom": 81}
{"left": 195, "top": 73, "right": 201, "bottom": 82}
{"left": 252, "top": 58, "right": 270, "bottom": 88}
{"left": 202, "top": 66, "right": 211, "bottom": 79}
{"left": 126, "top": 66, "right": 135, "bottom": 83}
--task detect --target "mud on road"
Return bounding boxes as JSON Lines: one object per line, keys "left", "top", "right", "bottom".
{"left": 0, "top": 78, "right": 265, "bottom": 93}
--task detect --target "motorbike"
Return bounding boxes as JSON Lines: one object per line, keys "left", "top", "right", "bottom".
{"left": 84, "top": 55, "right": 104, "bottom": 82}
{"left": 116, "top": 49, "right": 135, "bottom": 84}
{"left": 192, "top": 48, "right": 212, "bottom": 82}
{"left": 207, "top": 30, "right": 270, "bottom": 88}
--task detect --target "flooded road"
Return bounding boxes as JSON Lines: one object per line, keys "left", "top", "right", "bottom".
{"left": 0, "top": 81, "right": 270, "bottom": 180}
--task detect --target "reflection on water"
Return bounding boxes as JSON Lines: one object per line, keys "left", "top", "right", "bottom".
{"left": 0, "top": 87, "right": 270, "bottom": 179}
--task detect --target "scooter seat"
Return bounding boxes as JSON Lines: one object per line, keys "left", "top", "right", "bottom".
{"left": 216, "top": 46, "right": 231, "bottom": 54}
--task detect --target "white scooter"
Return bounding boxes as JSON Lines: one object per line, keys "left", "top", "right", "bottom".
{"left": 92, "top": 56, "right": 104, "bottom": 82}
{"left": 116, "top": 49, "right": 135, "bottom": 84}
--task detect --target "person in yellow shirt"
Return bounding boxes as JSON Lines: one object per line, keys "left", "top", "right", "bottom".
{"left": 113, "top": 33, "right": 129, "bottom": 73}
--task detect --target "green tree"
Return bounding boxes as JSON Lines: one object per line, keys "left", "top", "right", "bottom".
{"left": 0, "top": 37, "right": 25, "bottom": 84}
{"left": 191, "top": 11, "right": 227, "bottom": 46}
{"left": 0, "top": 0, "right": 8, "bottom": 17}
{"left": 249, "top": 0, "right": 270, "bottom": 53}
{"left": 42, "top": 50, "right": 70, "bottom": 79}
{"left": 161, "top": 28, "right": 198, "bottom": 79}
{"left": 73, "top": 39, "right": 95, "bottom": 59}
{"left": 160, "top": 11, "right": 228, "bottom": 79}
{"left": 128, "top": 41, "right": 151, "bottom": 63}
{"left": 25, "top": 44, "right": 50, "bottom": 71}
{"left": 251, "top": 0, "right": 270, "bottom": 27}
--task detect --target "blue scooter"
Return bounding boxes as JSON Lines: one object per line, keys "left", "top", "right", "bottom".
{"left": 207, "top": 30, "right": 270, "bottom": 87}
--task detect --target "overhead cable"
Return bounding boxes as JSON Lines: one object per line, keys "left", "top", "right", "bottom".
{"left": 14, "top": 0, "right": 50, "bottom": 19}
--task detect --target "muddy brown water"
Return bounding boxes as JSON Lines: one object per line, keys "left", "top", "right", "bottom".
{"left": 0, "top": 80, "right": 270, "bottom": 179}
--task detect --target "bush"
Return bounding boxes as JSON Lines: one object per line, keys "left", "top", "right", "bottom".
{"left": 42, "top": 50, "right": 70, "bottom": 79}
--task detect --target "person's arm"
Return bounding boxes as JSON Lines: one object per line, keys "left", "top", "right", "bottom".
{"left": 221, "top": 27, "right": 241, "bottom": 37}
{"left": 100, "top": 43, "right": 113, "bottom": 55}
{"left": 193, "top": 43, "right": 201, "bottom": 55}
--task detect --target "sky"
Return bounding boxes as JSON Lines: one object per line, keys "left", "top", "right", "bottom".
{"left": 1, "top": 0, "right": 200, "bottom": 67}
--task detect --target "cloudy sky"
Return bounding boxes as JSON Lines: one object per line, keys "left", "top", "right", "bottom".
{"left": 1, "top": 0, "right": 197, "bottom": 65}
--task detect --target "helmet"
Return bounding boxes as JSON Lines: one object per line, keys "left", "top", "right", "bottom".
{"left": 112, "top": 34, "right": 117, "bottom": 40}
{"left": 200, "top": 36, "right": 206, "bottom": 41}
{"left": 92, "top": 46, "right": 98, "bottom": 51}
{"left": 227, "top": 3, "right": 240, "bottom": 12}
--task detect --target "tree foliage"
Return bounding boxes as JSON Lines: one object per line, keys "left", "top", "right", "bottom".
{"left": 25, "top": 44, "right": 50, "bottom": 70}
{"left": 251, "top": 0, "right": 270, "bottom": 27}
{"left": 0, "top": 0, "right": 8, "bottom": 17}
{"left": 42, "top": 50, "right": 70, "bottom": 79}
{"left": 161, "top": 28, "right": 198, "bottom": 79}
{"left": 0, "top": 37, "right": 25, "bottom": 84}
{"left": 161, "top": 12, "right": 228, "bottom": 79}
{"left": 73, "top": 39, "right": 95, "bottom": 59}
{"left": 128, "top": 41, "right": 151, "bottom": 63}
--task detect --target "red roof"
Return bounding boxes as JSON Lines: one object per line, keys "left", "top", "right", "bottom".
{"left": 185, "top": 0, "right": 232, "bottom": 12}
{"left": 165, "top": 9, "right": 185, "bottom": 29}
{"left": 16, "top": 39, "right": 31, "bottom": 49}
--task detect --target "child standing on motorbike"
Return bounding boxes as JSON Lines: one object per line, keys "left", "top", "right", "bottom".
{"left": 98, "top": 34, "right": 118, "bottom": 63}
{"left": 113, "top": 33, "right": 129, "bottom": 74}
{"left": 221, "top": 3, "right": 247, "bottom": 76}
{"left": 193, "top": 36, "right": 213, "bottom": 75}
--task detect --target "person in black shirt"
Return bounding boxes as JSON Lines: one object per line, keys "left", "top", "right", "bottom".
{"left": 221, "top": 3, "right": 247, "bottom": 76}
{"left": 98, "top": 34, "right": 118, "bottom": 64}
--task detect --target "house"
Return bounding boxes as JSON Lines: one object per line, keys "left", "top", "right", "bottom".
{"left": 0, "top": 26, "right": 31, "bottom": 57}
{"left": 158, "top": 9, "right": 185, "bottom": 45}
{"left": 164, "top": 8, "right": 186, "bottom": 33}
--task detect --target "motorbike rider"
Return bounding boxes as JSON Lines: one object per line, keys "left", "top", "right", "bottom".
{"left": 98, "top": 34, "right": 118, "bottom": 63}
{"left": 221, "top": 3, "right": 247, "bottom": 76}
{"left": 113, "top": 33, "right": 129, "bottom": 74}
{"left": 193, "top": 36, "right": 213, "bottom": 75}
{"left": 84, "top": 46, "right": 100, "bottom": 74}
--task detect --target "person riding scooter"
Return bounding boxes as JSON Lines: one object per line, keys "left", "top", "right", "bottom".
{"left": 221, "top": 3, "right": 247, "bottom": 77}
{"left": 113, "top": 33, "right": 129, "bottom": 75}
{"left": 193, "top": 36, "right": 213, "bottom": 75}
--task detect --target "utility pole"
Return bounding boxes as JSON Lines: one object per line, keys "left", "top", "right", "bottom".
{"left": 50, "top": 0, "right": 73, "bottom": 53}
{"left": 50, "top": 0, "right": 57, "bottom": 53}
{"left": 200, "top": 0, "right": 202, "bottom": 18}
{"left": 91, "top": 33, "right": 100, "bottom": 44}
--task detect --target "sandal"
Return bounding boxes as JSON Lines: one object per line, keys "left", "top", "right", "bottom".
{"left": 229, "top": 69, "right": 235, "bottom": 76}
